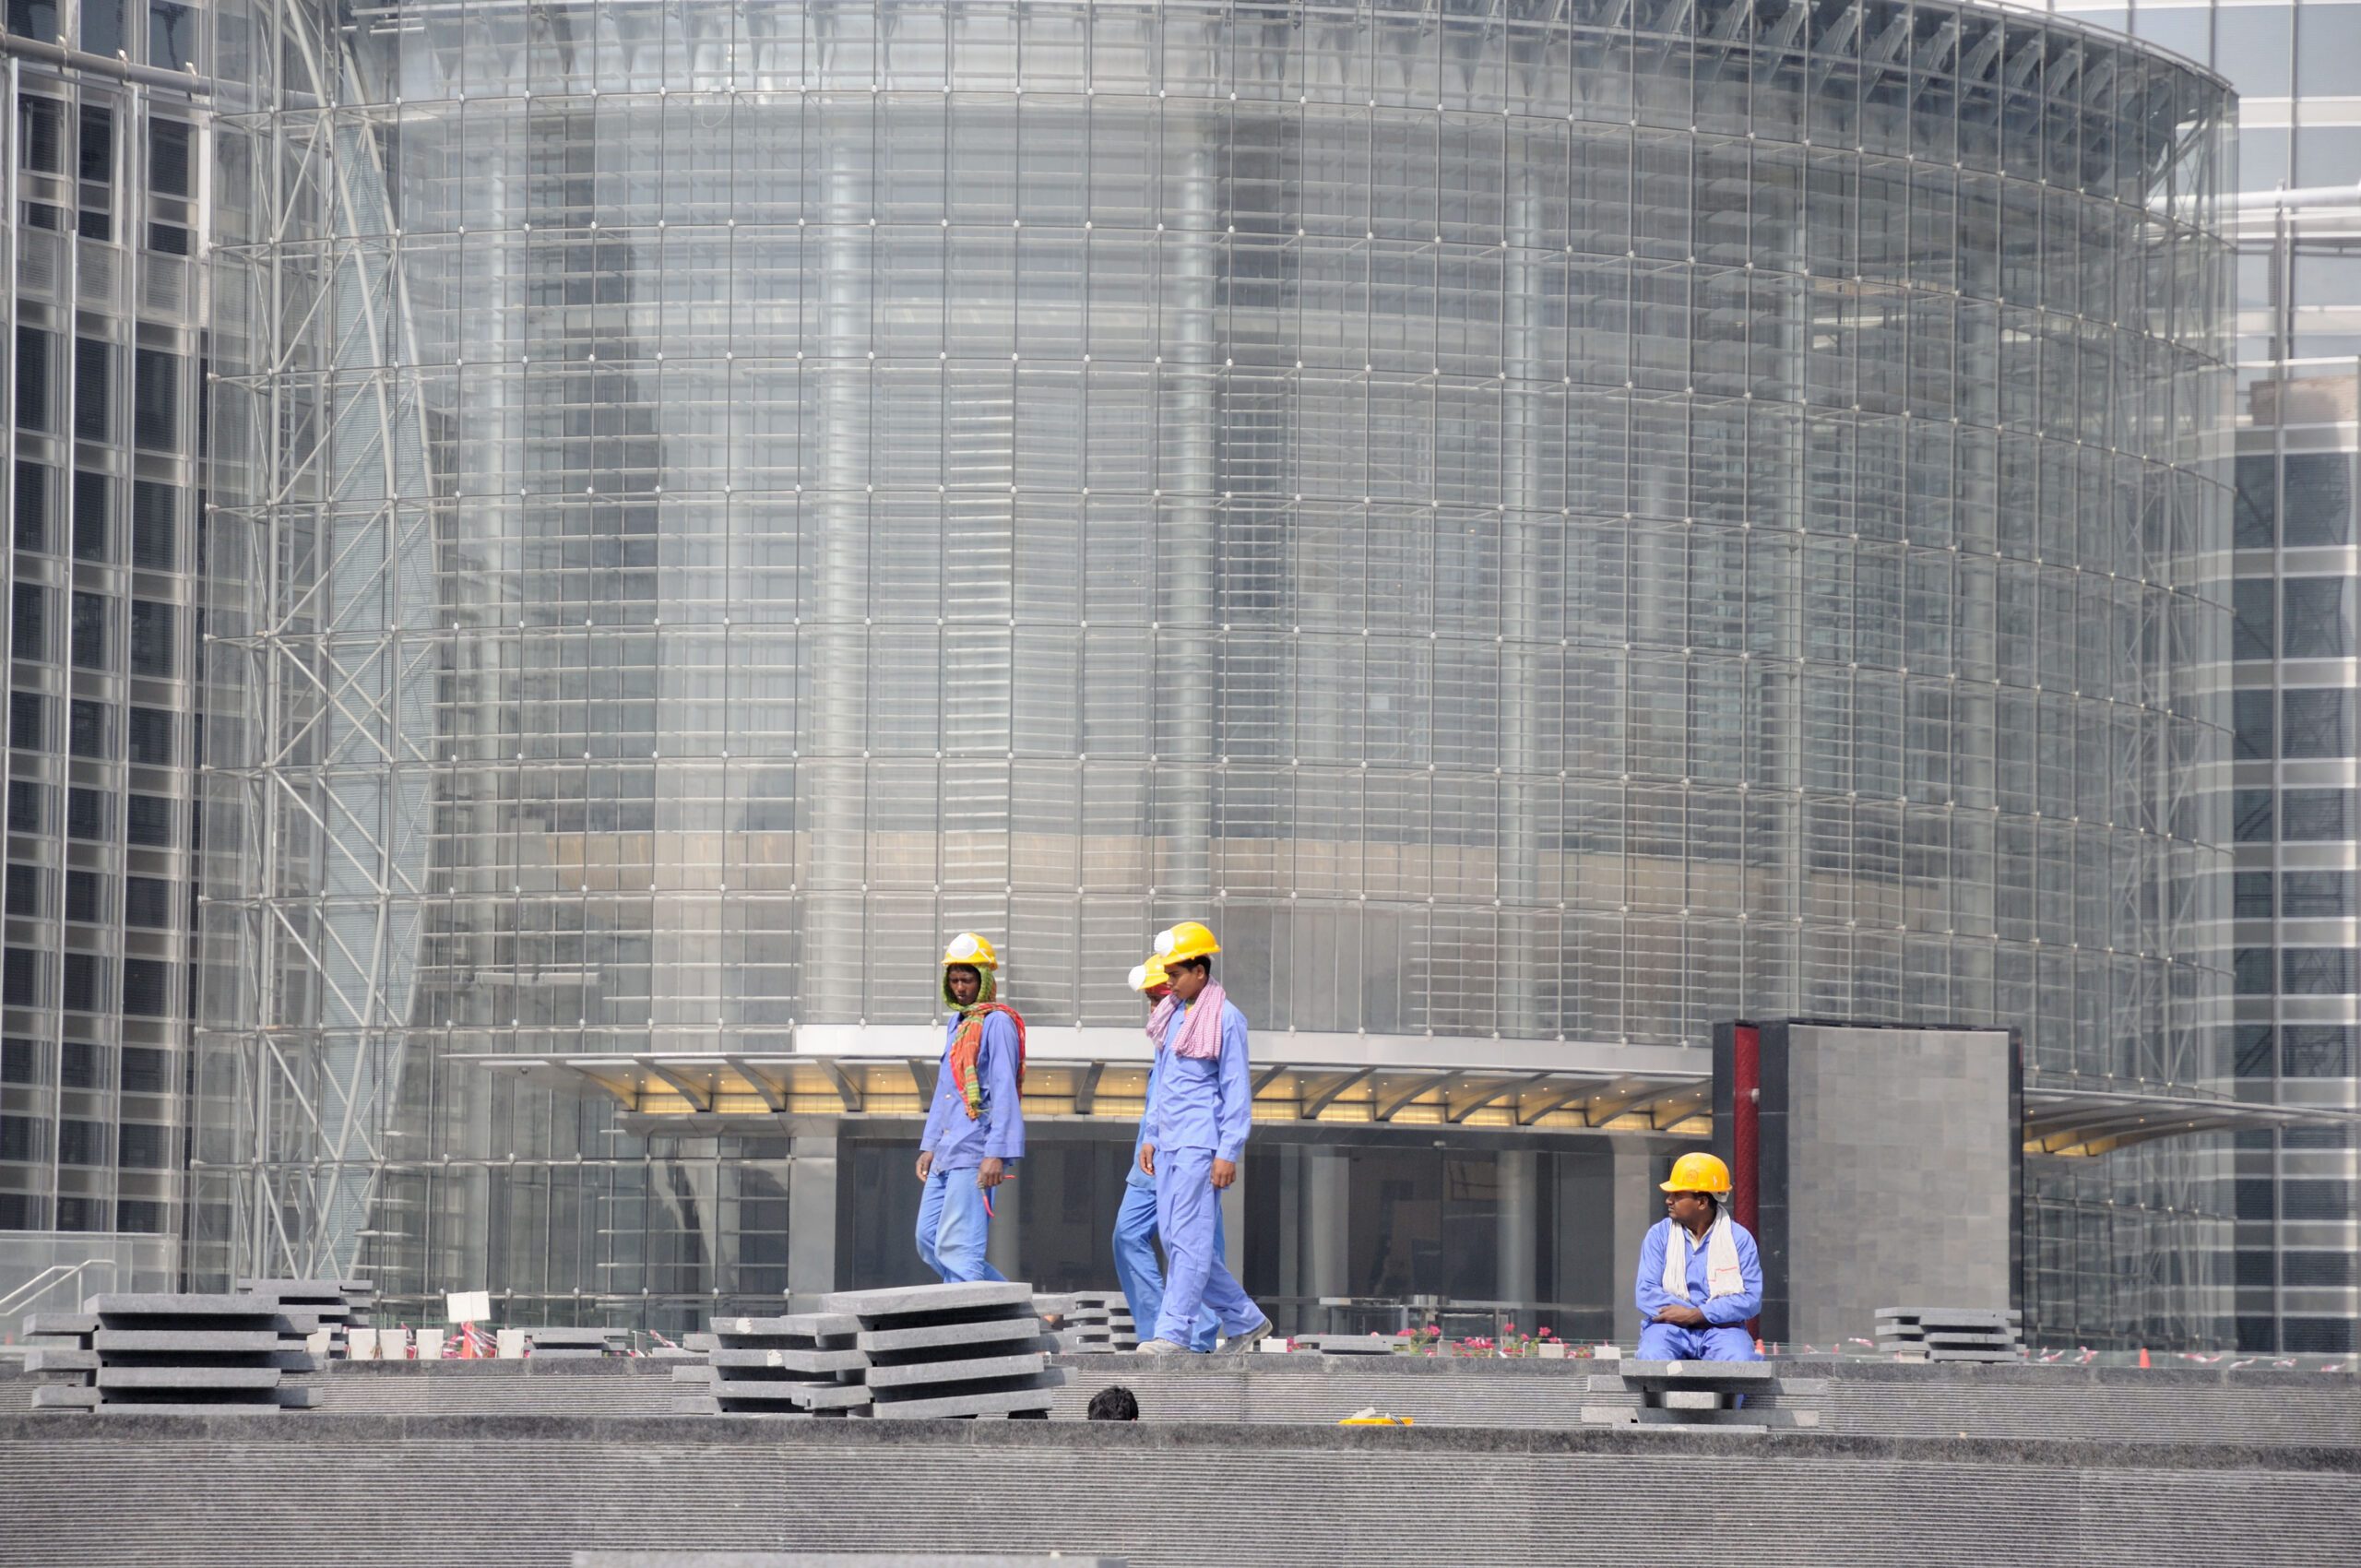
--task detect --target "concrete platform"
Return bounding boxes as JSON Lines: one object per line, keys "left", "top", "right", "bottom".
{"left": 0, "top": 1409, "right": 2351, "bottom": 1566}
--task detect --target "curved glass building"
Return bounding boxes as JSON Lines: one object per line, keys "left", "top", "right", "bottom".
{"left": 191, "top": 0, "right": 2238, "bottom": 1343}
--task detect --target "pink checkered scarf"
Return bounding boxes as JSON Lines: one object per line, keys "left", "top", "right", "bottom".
{"left": 1145, "top": 994, "right": 1179, "bottom": 1050}
{"left": 1169, "top": 983, "right": 1228, "bottom": 1061}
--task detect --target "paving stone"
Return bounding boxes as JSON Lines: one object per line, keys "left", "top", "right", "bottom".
{"left": 1617, "top": 1360, "right": 1777, "bottom": 1387}
{"left": 865, "top": 1352, "right": 1049, "bottom": 1392}
{"left": 821, "top": 1282, "right": 1036, "bottom": 1320}
{"left": 713, "top": 1315, "right": 860, "bottom": 1347}
{"left": 23, "top": 1348, "right": 97, "bottom": 1375}
{"left": 857, "top": 1316, "right": 1047, "bottom": 1357}
{"left": 97, "top": 1367, "right": 286, "bottom": 1390}
{"left": 575, "top": 1554, "right": 1127, "bottom": 1567}
{"left": 859, "top": 1381, "right": 1064, "bottom": 1420}
{"left": 712, "top": 1382, "right": 869, "bottom": 1412}
{"left": 709, "top": 1348, "right": 866, "bottom": 1376}
{"left": 89, "top": 1295, "right": 285, "bottom": 1317}
{"left": 670, "top": 1366, "right": 717, "bottom": 1384}
{"left": 27, "top": 1385, "right": 100, "bottom": 1410}
{"left": 90, "top": 1330, "right": 292, "bottom": 1355}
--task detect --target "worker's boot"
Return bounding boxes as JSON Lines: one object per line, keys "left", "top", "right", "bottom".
{"left": 1216, "top": 1316, "right": 1275, "bottom": 1356}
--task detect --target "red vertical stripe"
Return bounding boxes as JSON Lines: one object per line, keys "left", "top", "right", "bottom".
{"left": 1732, "top": 1023, "right": 1760, "bottom": 1234}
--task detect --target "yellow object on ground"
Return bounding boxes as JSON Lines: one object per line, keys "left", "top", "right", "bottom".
{"left": 1659, "top": 1151, "right": 1734, "bottom": 1194}
{"left": 1336, "top": 1407, "right": 1413, "bottom": 1426}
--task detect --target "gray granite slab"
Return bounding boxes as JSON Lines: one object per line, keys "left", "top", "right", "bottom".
{"left": 98, "top": 1367, "right": 285, "bottom": 1390}
{"left": 866, "top": 1353, "right": 1048, "bottom": 1392}
{"left": 1616, "top": 1361, "right": 1777, "bottom": 1386}
{"left": 20, "top": 1313, "right": 98, "bottom": 1337}
{"left": 28, "top": 1384, "right": 100, "bottom": 1409}
{"left": 1294, "top": 1336, "right": 1394, "bottom": 1355}
{"left": 822, "top": 1282, "right": 1036, "bottom": 1318}
{"left": 90, "top": 1295, "right": 286, "bottom": 1317}
{"left": 860, "top": 1384, "right": 1063, "bottom": 1420}
{"left": 575, "top": 1555, "right": 1126, "bottom": 1567}
{"left": 714, "top": 1314, "right": 860, "bottom": 1342}
{"left": 858, "top": 1317, "right": 1046, "bottom": 1356}
{"left": 710, "top": 1383, "right": 871, "bottom": 1412}
{"left": 23, "top": 1348, "right": 97, "bottom": 1374}
{"left": 89, "top": 1329, "right": 296, "bottom": 1354}
{"left": 709, "top": 1348, "right": 866, "bottom": 1375}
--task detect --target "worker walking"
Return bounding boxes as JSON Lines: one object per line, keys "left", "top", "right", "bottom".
{"left": 1109, "top": 956, "right": 1221, "bottom": 1352}
{"left": 914, "top": 932, "right": 1026, "bottom": 1283}
{"left": 1134, "top": 922, "right": 1272, "bottom": 1356}
{"left": 1633, "top": 1151, "right": 1762, "bottom": 1361}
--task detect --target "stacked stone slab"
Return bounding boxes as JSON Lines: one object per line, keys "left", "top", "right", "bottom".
{"left": 525, "top": 1326, "right": 631, "bottom": 1360}
{"left": 1875, "top": 1307, "right": 2023, "bottom": 1362}
{"left": 1580, "top": 1360, "right": 1823, "bottom": 1434}
{"left": 1063, "top": 1291, "right": 1135, "bottom": 1351}
{"left": 1292, "top": 1334, "right": 1395, "bottom": 1356}
{"left": 235, "top": 1278, "right": 375, "bottom": 1358}
{"left": 19, "top": 1294, "right": 323, "bottom": 1413}
{"left": 824, "top": 1281, "right": 1066, "bottom": 1419}
{"left": 575, "top": 1555, "right": 1129, "bottom": 1567}
{"left": 672, "top": 1314, "right": 869, "bottom": 1416}
{"left": 1043, "top": 1292, "right": 1116, "bottom": 1352}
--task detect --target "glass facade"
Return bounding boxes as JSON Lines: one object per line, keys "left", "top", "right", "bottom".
{"left": 2019, "top": 0, "right": 2361, "bottom": 1355}
{"left": 1, "top": 13, "right": 207, "bottom": 1284}
{"left": 191, "top": 1, "right": 2237, "bottom": 1342}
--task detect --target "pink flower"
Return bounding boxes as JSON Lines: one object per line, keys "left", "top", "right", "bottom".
{"left": 1538, "top": 1326, "right": 1554, "bottom": 1337}
{"left": 1394, "top": 1327, "right": 1411, "bottom": 1337}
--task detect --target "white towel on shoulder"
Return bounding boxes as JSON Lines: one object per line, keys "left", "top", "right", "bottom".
{"left": 1662, "top": 1212, "right": 1746, "bottom": 1304}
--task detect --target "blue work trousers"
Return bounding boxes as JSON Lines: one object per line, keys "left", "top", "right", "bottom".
{"left": 916, "top": 1166, "right": 1009, "bottom": 1284}
{"left": 1150, "top": 1146, "right": 1264, "bottom": 1348}
{"left": 1635, "top": 1322, "right": 1760, "bottom": 1361}
{"left": 1111, "top": 1180, "right": 1220, "bottom": 1352}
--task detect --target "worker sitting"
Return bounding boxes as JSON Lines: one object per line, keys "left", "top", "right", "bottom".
{"left": 1633, "top": 1151, "right": 1762, "bottom": 1361}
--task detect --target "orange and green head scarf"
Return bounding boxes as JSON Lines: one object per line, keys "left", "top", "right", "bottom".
{"left": 942, "top": 964, "right": 1026, "bottom": 1120}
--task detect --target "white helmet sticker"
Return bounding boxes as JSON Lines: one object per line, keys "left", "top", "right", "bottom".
{"left": 1154, "top": 927, "right": 1177, "bottom": 952}
{"left": 1127, "top": 964, "right": 1149, "bottom": 990}
{"left": 948, "top": 933, "right": 980, "bottom": 959}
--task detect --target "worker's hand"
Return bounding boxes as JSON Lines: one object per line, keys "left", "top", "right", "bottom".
{"left": 1210, "top": 1158, "right": 1238, "bottom": 1190}
{"left": 977, "top": 1157, "right": 1007, "bottom": 1190}
{"left": 1137, "top": 1143, "right": 1156, "bottom": 1179}
{"left": 1653, "top": 1303, "right": 1707, "bottom": 1328}
{"left": 915, "top": 1151, "right": 933, "bottom": 1182}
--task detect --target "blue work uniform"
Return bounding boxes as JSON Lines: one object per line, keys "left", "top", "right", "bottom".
{"left": 1111, "top": 1041, "right": 1221, "bottom": 1351}
{"left": 915, "top": 1009, "right": 1024, "bottom": 1283}
{"left": 1633, "top": 1214, "right": 1763, "bottom": 1361}
{"left": 1143, "top": 998, "right": 1264, "bottom": 1348}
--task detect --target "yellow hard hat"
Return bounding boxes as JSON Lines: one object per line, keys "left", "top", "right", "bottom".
{"left": 942, "top": 932, "right": 999, "bottom": 969}
{"left": 1128, "top": 956, "right": 1170, "bottom": 992}
{"left": 1659, "top": 1151, "right": 1733, "bottom": 1194}
{"left": 1153, "top": 921, "right": 1219, "bottom": 964}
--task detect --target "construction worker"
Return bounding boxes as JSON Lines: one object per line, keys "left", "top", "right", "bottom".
{"left": 1134, "top": 921, "right": 1272, "bottom": 1355}
{"left": 914, "top": 932, "right": 1026, "bottom": 1283}
{"left": 1633, "top": 1151, "right": 1762, "bottom": 1361}
{"left": 1109, "top": 956, "right": 1220, "bottom": 1352}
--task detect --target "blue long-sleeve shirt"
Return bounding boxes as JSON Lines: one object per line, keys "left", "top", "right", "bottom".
{"left": 1145, "top": 999, "right": 1252, "bottom": 1163}
{"left": 918, "top": 1010, "right": 1025, "bottom": 1170}
{"left": 1634, "top": 1216, "right": 1762, "bottom": 1328}
{"left": 1128, "top": 1045, "right": 1165, "bottom": 1189}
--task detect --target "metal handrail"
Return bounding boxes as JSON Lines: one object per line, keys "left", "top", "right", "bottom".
{"left": 0, "top": 1258, "right": 118, "bottom": 1324}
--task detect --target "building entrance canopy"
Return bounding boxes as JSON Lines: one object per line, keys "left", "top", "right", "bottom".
{"left": 457, "top": 1030, "right": 1714, "bottom": 1138}
{"left": 458, "top": 1037, "right": 2360, "bottom": 1156}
